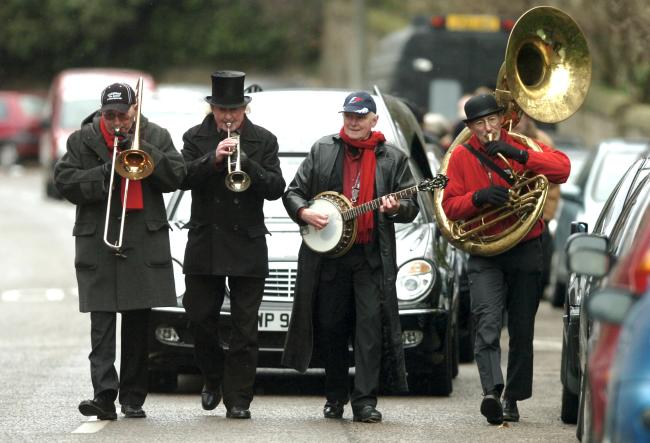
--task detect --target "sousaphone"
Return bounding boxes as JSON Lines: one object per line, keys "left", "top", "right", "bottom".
{"left": 433, "top": 6, "right": 591, "bottom": 256}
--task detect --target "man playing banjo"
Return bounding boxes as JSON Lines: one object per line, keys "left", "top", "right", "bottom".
{"left": 281, "top": 91, "right": 419, "bottom": 423}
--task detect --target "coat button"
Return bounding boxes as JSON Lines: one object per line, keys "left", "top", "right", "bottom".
{"left": 214, "top": 197, "right": 220, "bottom": 203}
{"left": 233, "top": 198, "right": 239, "bottom": 205}
{"left": 233, "top": 224, "right": 239, "bottom": 231}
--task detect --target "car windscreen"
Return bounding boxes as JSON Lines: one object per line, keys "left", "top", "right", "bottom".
{"left": 59, "top": 98, "right": 98, "bottom": 130}
{"left": 592, "top": 150, "right": 644, "bottom": 201}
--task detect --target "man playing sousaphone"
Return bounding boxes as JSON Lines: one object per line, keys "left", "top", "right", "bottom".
{"left": 442, "top": 93, "right": 570, "bottom": 425}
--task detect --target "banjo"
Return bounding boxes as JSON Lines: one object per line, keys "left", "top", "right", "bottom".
{"left": 300, "top": 175, "right": 449, "bottom": 257}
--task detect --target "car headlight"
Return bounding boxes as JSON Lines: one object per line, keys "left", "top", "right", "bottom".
{"left": 396, "top": 259, "right": 435, "bottom": 302}
{"left": 172, "top": 259, "right": 185, "bottom": 299}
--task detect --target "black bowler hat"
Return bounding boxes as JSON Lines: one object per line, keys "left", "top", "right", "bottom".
{"left": 205, "top": 70, "right": 252, "bottom": 108}
{"left": 464, "top": 93, "right": 504, "bottom": 123}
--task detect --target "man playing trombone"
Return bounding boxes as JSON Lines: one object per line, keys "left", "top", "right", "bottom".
{"left": 54, "top": 82, "right": 186, "bottom": 420}
{"left": 179, "top": 70, "right": 284, "bottom": 419}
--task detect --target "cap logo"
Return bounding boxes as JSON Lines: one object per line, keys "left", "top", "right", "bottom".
{"left": 349, "top": 96, "right": 363, "bottom": 104}
{"left": 106, "top": 91, "right": 123, "bottom": 101}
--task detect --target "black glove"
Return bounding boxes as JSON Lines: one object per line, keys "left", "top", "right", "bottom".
{"left": 117, "top": 134, "right": 133, "bottom": 149}
{"left": 485, "top": 140, "right": 528, "bottom": 164}
{"left": 472, "top": 185, "right": 509, "bottom": 207}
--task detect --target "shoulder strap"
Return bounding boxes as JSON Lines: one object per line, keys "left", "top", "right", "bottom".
{"left": 461, "top": 143, "right": 515, "bottom": 185}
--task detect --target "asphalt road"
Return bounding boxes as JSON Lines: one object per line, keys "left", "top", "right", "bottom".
{"left": 0, "top": 166, "right": 577, "bottom": 442}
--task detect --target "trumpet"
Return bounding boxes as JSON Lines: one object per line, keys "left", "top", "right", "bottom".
{"left": 103, "top": 77, "right": 154, "bottom": 252}
{"left": 225, "top": 122, "right": 251, "bottom": 192}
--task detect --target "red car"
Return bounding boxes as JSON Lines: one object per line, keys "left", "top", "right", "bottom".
{"left": 40, "top": 68, "right": 155, "bottom": 198}
{"left": 566, "top": 167, "right": 650, "bottom": 442}
{"left": 0, "top": 90, "right": 45, "bottom": 163}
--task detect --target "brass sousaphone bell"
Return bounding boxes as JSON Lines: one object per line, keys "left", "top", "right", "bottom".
{"left": 433, "top": 6, "right": 591, "bottom": 256}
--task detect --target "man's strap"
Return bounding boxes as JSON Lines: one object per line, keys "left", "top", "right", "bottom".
{"left": 462, "top": 143, "right": 515, "bottom": 185}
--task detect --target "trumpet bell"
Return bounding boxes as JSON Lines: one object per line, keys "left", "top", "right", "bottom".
{"left": 505, "top": 6, "right": 591, "bottom": 123}
{"left": 115, "top": 149, "right": 154, "bottom": 180}
{"left": 225, "top": 171, "right": 251, "bottom": 192}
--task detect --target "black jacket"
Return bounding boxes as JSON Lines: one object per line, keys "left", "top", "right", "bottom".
{"left": 54, "top": 113, "right": 186, "bottom": 312}
{"left": 180, "top": 114, "right": 285, "bottom": 277}
{"left": 281, "top": 134, "right": 418, "bottom": 392}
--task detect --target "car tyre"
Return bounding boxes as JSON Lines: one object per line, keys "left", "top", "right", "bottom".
{"left": 458, "top": 289, "right": 475, "bottom": 363}
{"left": 561, "top": 384, "right": 579, "bottom": 424}
{"left": 148, "top": 370, "right": 178, "bottom": 393}
{"left": 409, "top": 318, "right": 454, "bottom": 396}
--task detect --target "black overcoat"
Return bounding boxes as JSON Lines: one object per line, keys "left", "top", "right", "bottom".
{"left": 54, "top": 113, "right": 186, "bottom": 312}
{"left": 281, "top": 134, "right": 418, "bottom": 392}
{"left": 180, "top": 114, "right": 285, "bottom": 277}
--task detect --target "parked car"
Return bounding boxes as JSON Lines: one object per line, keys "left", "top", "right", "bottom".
{"left": 0, "top": 90, "right": 45, "bottom": 164}
{"left": 545, "top": 135, "right": 590, "bottom": 306}
{"left": 561, "top": 156, "right": 650, "bottom": 441}
{"left": 144, "top": 83, "right": 210, "bottom": 151}
{"left": 588, "top": 285, "right": 650, "bottom": 443}
{"left": 549, "top": 139, "right": 649, "bottom": 307}
{"left": 40, "top": 68, "right": 155, "bottom": 198}
{"left": 147, "top": 88, "right": 464, "bottom": 396}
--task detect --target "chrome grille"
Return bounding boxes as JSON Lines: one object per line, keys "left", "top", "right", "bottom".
{"left": 263, "top": 262, "right": 297, "bottom": 302}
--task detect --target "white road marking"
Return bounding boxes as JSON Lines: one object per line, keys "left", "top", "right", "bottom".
{"left": 72, "top": 419, "right": 110, "bottom": 434}
{"left": 46, "top": 288, "right": 65, "bottom": 301}
{"left": 0, "top": 287, "right": 74, "bottom": 302}
{"left": 533, "top": 338, "right": 562, "bottom": 351}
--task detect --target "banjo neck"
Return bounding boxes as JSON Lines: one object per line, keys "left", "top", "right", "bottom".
{"left": 341, "top": 185, "right": 420, "bottom": 222}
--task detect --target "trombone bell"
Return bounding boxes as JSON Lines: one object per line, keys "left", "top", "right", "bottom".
{"left": 115, "top": 149, "right": 154, "bottom": 180}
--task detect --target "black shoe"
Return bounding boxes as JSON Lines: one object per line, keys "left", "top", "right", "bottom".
{"left": 480, "top": 394, "right": 503, "bottom": 425}
{"left": 78, "top": 398, "right": 117, "bottom": 421}
{"left": 226, "top": 406, "right": 251, "bottom": 419}
{"left": 120, "top": 404, "right": 146, "bottom": 418}
{"left": 502, "top": 398, "right": 519, "bottom": 422}
{"left": 352, "top": 405, "right": 382, "bottom": 423}
{"left": 201, "top": 385, "right": 221, "bottom": 411}
{"left": 323, "top": 401, "right": 344, "bottom": 419}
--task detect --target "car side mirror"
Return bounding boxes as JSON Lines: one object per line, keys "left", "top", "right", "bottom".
{"left": 587, "top": 287, "right": 636, "bottom": 325}
{"left": 565, "top": 233, "right": 611, "bottom": 277}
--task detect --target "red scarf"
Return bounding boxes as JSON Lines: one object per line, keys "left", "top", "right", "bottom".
{"left": 100, "top": 118, "right": 143, "bottom": 210}
{"left": 339, "top": 128, "right": 386, "bottom": 243}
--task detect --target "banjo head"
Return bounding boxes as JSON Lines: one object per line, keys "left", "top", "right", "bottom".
{"left": 301, "top": 192, "right": 357, "bottom": 257}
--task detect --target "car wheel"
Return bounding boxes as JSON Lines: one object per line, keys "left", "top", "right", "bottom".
{"left": 551, "top": 281, "right": 566, "bottom": 308}
{"left": 410, "top": 319, "right": 454, "bottom": 396}
{"left": 148, "top": 370, "right": 178, "bottom": 392}
{"left": 561, "top": 384, "right": 579, "bottom": 424}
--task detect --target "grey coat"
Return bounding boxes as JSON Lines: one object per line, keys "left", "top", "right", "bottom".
{"left": 281, "top": 134, "right": 418, "bottom": 392}
{"left": 54, "top": 113, "right": 186, "bottom": 312}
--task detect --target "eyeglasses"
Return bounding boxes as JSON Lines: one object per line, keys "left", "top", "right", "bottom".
{"left": 470, "top": 115, "right": 501, "bottom": 130}
{"left": 102, "top": 111, "right": 131, "bottom": 121}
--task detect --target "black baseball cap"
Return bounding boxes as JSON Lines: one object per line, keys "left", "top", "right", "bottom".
{"left": 340, "top": 91, "right": 376, "bottom": 115}
{"left": 100, "top": 83, "right": 136, "bottom": 113}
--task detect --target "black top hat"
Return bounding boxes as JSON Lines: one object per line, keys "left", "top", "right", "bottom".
{"left": 205, "top": 70, "right": 251, "bottom": 108}
{"left": 464, "top": 94, "right": 504, "bottom": 123}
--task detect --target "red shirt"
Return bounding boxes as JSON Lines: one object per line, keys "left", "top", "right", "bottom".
{"left": 442, "top": 129, "right": 570, "bottom": 242}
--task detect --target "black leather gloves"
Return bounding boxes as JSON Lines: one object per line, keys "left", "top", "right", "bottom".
{"left": 473, "top": 185, "right": 509, "bottom": 207}
{"left": 485, "top": 140, "right": 528, "bottom": 164}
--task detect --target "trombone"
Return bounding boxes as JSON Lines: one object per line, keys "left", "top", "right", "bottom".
{"left": 224, "top": 122, "right": 251, "bottom": 192}
{"left": 102, "top": 77, "right": 155, "bottom": 252}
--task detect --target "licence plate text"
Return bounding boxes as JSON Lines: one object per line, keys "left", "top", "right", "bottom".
{"left": 258, "top": 310, "right": 290, "bottom": 331}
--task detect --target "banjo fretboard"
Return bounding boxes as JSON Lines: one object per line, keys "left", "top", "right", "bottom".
{"left": 342, "top": 185, "right": 420, "bottom": 222}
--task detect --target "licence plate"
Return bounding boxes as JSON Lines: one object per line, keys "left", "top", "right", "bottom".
{"left": 258, "top": 310, "right": 290, "bottom": 331}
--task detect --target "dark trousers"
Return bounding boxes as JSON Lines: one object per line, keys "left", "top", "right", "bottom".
{"left": 316, "top": 245, "right": 382, "bottom": 410}
{"left": 89, "top": 309, "right": 150, "bottom": 407}
{"left": 468, "top": 238, "right": 542, "bottom": 400}
{"left": 183, "top": 274, "right": 265, "bottom": 409}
